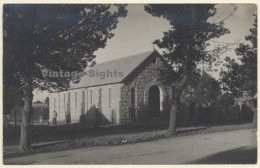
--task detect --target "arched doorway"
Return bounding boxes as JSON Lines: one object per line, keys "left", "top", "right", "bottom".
{"left": 148, "top": 85, "right": 160, "bottom": 117}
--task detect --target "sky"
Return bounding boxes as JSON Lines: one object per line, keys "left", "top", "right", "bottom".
{"left": 33, "top": 4, "right": 257, "bottom": 102}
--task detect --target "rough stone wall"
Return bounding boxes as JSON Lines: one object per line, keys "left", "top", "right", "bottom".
{"left": 119, "top": 55, "right": 172, "bottom": 123}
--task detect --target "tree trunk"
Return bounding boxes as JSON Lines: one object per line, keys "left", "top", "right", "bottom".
{"left": 166, "top": 4, "right": 194, "bottom": 137}
{"left": 165, "top": 99, "right": 178, "bottom": 137}
{"left": 20, "top": 75, "right": 33, "bottom": 152}
{"left": 248, "top": 99, "right": 257, "bottom": 127}
{"left": 252, "top": 108, "right": 257, "bottom": 126}
{"left": 165, "top": 75, "right": 188, "bottom": 137}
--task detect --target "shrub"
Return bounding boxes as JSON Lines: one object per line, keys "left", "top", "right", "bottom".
{"left": 79, "top": 114, "right": 87, "bottom": 124}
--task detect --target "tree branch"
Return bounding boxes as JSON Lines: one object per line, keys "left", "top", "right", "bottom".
{"left": 206, "top": 41, "right": 238, "bottom": 53}
{"left": 213, "top": 5, "right": 237, "bottom": 24}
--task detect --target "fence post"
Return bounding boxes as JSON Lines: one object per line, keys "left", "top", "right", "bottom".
{"left": 14, "top": 110, "right": 17, "bottom": 126}
{"left": 95, "top": 108, "right": 99, "bottom": 129}
{"left": 125, "top": 112, "right": 127, "bottom": 127}
{"left": 111, "top": 109, "right": 114, "bottom": 126}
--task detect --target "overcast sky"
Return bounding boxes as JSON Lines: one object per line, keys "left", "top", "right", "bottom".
{"left": 94, "top": 4, "right": 257, "bottom": 77}
{"left": 34, "top": 4, "right": 257, "bottom": 102}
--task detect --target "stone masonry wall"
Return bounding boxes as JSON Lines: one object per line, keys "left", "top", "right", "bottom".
{"left": 119, "top": 54, "right": 172, "bottom": 123}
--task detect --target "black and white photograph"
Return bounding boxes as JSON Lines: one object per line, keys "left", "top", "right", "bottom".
{"left": 2, "top": 2, "right": 258, "bottom": 165}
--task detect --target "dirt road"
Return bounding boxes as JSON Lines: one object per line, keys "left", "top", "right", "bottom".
{"left": 4, "top": 129, "right": 257, "bottom": 165}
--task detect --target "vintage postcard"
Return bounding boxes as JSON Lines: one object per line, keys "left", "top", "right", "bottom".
{"left": 1, "top": 0, "right": 258, "bottom": 166}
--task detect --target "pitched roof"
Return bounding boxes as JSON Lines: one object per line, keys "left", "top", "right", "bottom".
{"left": 70, "top": 50, "right": 157, "bottom": 89}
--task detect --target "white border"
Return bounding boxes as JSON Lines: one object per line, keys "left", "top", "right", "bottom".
{"left": 0, "top": 1, "right": 258, "bottom": 167}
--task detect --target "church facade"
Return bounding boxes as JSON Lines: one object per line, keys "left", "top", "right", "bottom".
{"left": 49, "top": 50, "right": 172, "bottom": 124}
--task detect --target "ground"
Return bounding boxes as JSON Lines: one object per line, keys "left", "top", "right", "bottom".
{"left": 4, "top": 128, "right": 256, "bottom": 164}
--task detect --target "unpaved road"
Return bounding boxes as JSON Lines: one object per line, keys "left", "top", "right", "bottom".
{"left": 4, "top": 129, "right": 257, "bottom": 164}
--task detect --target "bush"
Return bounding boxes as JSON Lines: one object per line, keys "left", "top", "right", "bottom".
{"left": 79, "top": 114, "right": 87, "bottom": 124}
{"left": 66, "top": 113, "right": 71, "bottom": 124}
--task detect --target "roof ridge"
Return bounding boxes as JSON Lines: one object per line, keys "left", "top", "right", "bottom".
{"left": 93, "top": 50, "right": 154, "bottom": 66}
{"left": 67, "top": 50, "right": 158, "bottom": 90}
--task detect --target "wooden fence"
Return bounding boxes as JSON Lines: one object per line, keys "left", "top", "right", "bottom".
{"left": 177, "top": 102, "right": 254, "bottom": 124}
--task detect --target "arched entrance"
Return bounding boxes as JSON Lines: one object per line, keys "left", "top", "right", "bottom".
{"left": 148, "top": 85, "right": 160, "bottom": 117}
{"left": 144, "top": 80, "right": 169, "bottom": 119}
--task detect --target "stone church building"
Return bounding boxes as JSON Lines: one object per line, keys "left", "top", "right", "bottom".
{"left": 49, "top": 50, "right": 173, "bottom": 124}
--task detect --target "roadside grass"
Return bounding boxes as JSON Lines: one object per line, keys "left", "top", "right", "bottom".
{"left": 3, "top": 121, "right": 255, "bottom": 159}
{"left": 3, "top": 120, "right": 169, "bottom": 146}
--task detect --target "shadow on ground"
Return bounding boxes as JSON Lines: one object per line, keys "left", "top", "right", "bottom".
{"left": 185, "top": 146, "right": 257, "bottom": 164}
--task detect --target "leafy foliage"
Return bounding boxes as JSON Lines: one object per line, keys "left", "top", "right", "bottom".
{"left": 3, "top": 4, "right": 127, "bottom": 91}
{"left": 44, "top": 97, "right": 49, "bottom": 107}
{"left": 220, "top": 14, "right": 257, "bottom": 97}
{"left": 184, "top": 72, "right": 221, "bottom": 104}
{"left": 3, "top": 60, "right": 23, "bottom": 115}
{"left": 145, "top": 4, "right": 230, "bottom": 85}
{"left": 3, "top": 4, "right": 127, "bottom": 150}
{"left": 145, "top": 4, "right": 230, "bottom": 136}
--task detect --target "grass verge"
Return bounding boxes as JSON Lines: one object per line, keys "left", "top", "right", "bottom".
{"left": 3, "top": 122, "right": 255, "bottom": 159}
